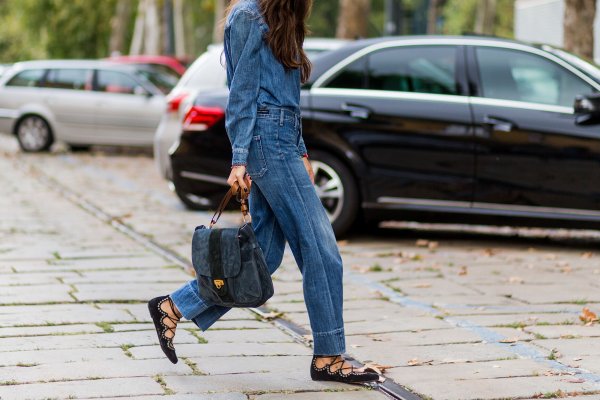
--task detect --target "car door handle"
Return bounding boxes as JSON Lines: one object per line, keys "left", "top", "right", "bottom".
{"left": 341, "top": 103, "right": 371, "bottom": 119}
{"left": 483, "top": 116, "right": 515, "bottom": 132}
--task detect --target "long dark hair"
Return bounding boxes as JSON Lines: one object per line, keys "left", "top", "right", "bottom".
{"left": 225, "top": 0, "right": 313, "bottom": 83}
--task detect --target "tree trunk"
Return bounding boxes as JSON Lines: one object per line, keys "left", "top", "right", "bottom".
{"left": 336, "top": 0, "right": 370, "bottom": 39}
{"left": 427, "top": 0, "right": 440, "bottom": 34}
{"left": 130, "top": 0, "right": 146, "bottom": 55}
{"left": 213, "top": 0, "right": 231, "bottom": 43}
{"left": 144, "top": 0, "right": 160, "bottom": 55}
{"left": 173, "top": 0, "right": 186, "bottom": 57}
{"left": 109, "top": 0, "right": 132, "bottom": 56}
{"left": 474, "top": 0, "right": 497, "bottom": 35}
{"left": 564, "top": 0, "right": 596, "bottom": 60}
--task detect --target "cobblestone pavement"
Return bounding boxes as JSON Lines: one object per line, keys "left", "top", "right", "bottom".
{"left": 2, "top": 134, "right": 600, "bottom": 399}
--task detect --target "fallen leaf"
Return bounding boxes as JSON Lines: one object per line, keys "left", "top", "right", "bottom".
{"left": 428, "top": 241, "right": 439, "bottom": 250}
{"left": 483, "top": 248, "right": 498, "bottom": 257}
{"left": 508, "top": 276, "right": 524, "bottom": 284}
{"left": 499, "top": 337, "right": 519, "bottom": 343}
{"left": 407, "top": 358, "right": 433, "bottom": 366}
{"left": 362, "top": 362, "right": 392, "bottom": 374}
{"left": 563, "top": 378, "right": 585, "bottom": 383}
{"left": 261, "top": 311, "right": 284, "bottom": 320}
{"left": 458, "top": 266, "right": 468, "bottom": 276}
{"left": 416, "top": 239, "right": 429, "bottom": 247}
{"left": 412, "top": 283, "right": 432, "bottom": 288}
{"left": 337, "top": 240, "right": 348, "bottom": 246}
{"left": 581, "top": 252, "right": 593, "bottom": 259}
{"left": 579, "top": 307, "right": 598, "bottom": 324}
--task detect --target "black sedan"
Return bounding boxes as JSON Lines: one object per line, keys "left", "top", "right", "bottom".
{"left": 170, "top": 35, "right": 600, "bottom": 237}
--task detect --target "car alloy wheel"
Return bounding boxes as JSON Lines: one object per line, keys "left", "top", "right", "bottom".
{"left": 309, "top": 150, "right": 359, "bottom": 237}
{"left": 312, "top": 160, "right": 345, "bottom": 223}
{"left": 16, "top": 115, "right": 53, "bottom": 152}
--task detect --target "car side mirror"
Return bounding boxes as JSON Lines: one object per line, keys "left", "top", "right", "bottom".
{"left": 574, "top": 93, "right": 600, "bottom": 125}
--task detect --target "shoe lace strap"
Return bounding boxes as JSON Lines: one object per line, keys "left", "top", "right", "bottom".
{"left": 161, "top": 298, "right": 180, "bottom": 337}
{"left": 329, "top": 356, "right": 355, "bottom": 374}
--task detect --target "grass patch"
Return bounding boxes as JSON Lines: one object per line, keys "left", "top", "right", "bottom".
{"left": 368, "top": 264, "right": 384, "bottom": 272}
{"left": 120, "top": 343, "right": 134, "bottom": 358}
{"left": 182, "top": 357, "right": 205, "bottom": 375}
{"left": 533, "top": 333, "right": 547, "bottom": 340}
{"left": 0, "top": 380, "right": 18, "bottom": 386}
{"left": 153, "top": 375, "right": 175, "bottom": 395}
{"left": 548, "top": 348, "right": 559, "bottom": 361}
{"left": 95, "top": 322, "right": 114, "bottom": 333}
{"left": 185, "top": 328, "right": 208, "bottom": 344}
{"left": 16, "top": 362, "right": 39, "bottom": 367}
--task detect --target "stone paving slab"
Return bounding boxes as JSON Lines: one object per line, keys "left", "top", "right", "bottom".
{"left": 405, "top": 375, "right": 597, "bottom": 400}
{"left": 129, "top": 342, "right": 312, "bottom": 360}
{"left": 164, "top": 371, "right": 342, "bottom": 394}
{"left": 0, "top": 377, "right": 164, "bottom": 400}
{"left": 0, "top": 347, "right": 130, "bottom": 367}
{"left": 188, "top": 355, "right": 312, "bottom": 375}
{"left": 0, "top": 359, "right": 191, "bottom": 385}
{"left": 0, "top": 323, "right": 104, "bottom": 338}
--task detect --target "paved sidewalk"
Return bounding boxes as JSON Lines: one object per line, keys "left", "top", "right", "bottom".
{"left": 0, "top": 150, "right": 379, "bottom": 399}
{"left": 3, "top": 135, "right": 600, "bottom": 399}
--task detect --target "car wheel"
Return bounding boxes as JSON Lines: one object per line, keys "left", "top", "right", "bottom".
{"left": 175, "top": 186, "right": 212, "bottom": 211}
{"left": 15, "top": 115, "right": 54, "bottom": 152}
{"left": 310, "top": 150, "right": 359, "bottom": 238}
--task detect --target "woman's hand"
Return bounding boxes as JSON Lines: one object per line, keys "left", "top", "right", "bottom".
{"left": 227, "top": 166, "right": 250, "bottom": 194}
{"left": 303, "top": 156, "right": 315, "bottom": 184}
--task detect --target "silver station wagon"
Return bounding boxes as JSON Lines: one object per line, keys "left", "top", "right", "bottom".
{"left": 0, "top": 60, "right": 170, "bottom": 152}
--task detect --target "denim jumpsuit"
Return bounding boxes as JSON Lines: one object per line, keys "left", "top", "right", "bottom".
{"left": 170, "top": 0, "right": 346, "bottom": 356}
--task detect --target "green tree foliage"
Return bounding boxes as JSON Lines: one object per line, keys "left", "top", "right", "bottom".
{"left": 442, "top": 0, "right": 514, "bottom": 38}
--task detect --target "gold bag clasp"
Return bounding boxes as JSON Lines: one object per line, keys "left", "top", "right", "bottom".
{"left": 214, "top": 279, "right": 225, "bottom": 289}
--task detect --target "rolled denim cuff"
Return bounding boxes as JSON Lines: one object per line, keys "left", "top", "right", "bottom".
{"left": 231, "top": 147, "right": 249, "bottom": 166}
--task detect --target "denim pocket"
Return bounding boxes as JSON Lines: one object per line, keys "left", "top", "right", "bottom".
{"left": 247, "top": 135, "right": 268, "bottom": 178}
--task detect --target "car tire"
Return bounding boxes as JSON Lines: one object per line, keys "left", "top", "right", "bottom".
{"left": 15, "top": 115, "right": 54, "bottom": 152}
{"left": 309, "top": 150, "right": 359, "bottom": 238}
{"left": 175, "top": 187, "right": 212, "bottom": 211}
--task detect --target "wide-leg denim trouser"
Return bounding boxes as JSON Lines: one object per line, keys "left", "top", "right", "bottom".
{"left": 170, "top": 107, "right": 346, "bottom": 356}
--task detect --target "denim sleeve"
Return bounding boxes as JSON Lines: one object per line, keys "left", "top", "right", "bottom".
{"left": 225, "top": 10, "right": 263, "bottom": 167}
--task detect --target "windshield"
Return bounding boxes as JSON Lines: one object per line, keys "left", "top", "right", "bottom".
{"left": 543, "top": 45, "right": 600, "bottom": 84}
{"left": 134, "top": 68, "right": 178, "bottom": 94}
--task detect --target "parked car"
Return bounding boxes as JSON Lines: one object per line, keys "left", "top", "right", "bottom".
{"left": 168, "top": 35, "right": 600, "bottom": 237}
{"left": 0, "top": 60, "right": 172, "bottom": 152}
{"left": 154, "top": 39, "right": 349, "bottom": 180}
{"left": 0, "top": 64, "right": 11, "bottom": 79}
{"left": 106, "top": 55, "right": 187, "bottom": 77}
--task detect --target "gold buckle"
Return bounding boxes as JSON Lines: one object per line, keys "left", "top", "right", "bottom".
{"left": 214, "top": 279, "right": 225, "bottom": 289}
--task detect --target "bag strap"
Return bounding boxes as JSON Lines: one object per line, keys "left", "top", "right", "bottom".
{"left": 209, "top": 181, "right": 249, "bottom": 228}
{"left": 208, "top": 229, "right": 228, "bottom": 296}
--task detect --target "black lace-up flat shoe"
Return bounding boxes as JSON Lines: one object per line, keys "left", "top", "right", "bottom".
{"left": 310, "top": 355, "right": 380, "bottom": 384}
{"left": 148, "top": 295, "right": 180, "bottom": 364}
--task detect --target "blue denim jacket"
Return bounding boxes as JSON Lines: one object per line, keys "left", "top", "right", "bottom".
{"left": 224, "top": 0, "right": 308, "bottom": 166}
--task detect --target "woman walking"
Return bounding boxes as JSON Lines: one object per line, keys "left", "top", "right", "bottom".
{"left": 148, "top": 0, "right": 379, "bottom": 384}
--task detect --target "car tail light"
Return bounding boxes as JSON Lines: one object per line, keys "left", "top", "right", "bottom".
{"left": 167, "top": 92, "right": 188, "bottom": 113}
{"left": 183, "top": 106, "right": 225, "bottom": 131}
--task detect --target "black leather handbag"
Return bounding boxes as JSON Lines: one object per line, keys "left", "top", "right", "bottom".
{"left": 191, "top": 182, "right": 274, "bottom": 308}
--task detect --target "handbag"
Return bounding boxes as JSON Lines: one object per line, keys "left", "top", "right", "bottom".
{"left": 191, "top": 182, "right": 274, "bottom": 308}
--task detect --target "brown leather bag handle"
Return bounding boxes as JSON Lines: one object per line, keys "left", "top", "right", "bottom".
{"left": 209, "top": 181, "right": 249, "bottom": 228}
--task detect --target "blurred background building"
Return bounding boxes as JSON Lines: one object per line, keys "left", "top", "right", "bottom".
{"left": 515, "top": 0, "right": 600, "bottom": 63}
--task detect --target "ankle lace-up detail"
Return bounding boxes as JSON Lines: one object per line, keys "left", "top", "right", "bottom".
{"left": 157, "top": 297, "right": 180, "bottom": 350}
{"left": 148, "top": 295, "right": 180, "bottom": 364}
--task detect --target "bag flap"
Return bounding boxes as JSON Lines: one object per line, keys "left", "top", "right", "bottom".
{"left": 192, "top": 227, "right": 241, "bottom": 278}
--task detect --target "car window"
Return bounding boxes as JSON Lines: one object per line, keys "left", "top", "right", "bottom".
{"left": 325, "top": 46, "right": 459, "bottom": 95}
{"left": 45, "top": 69, "right": 91, "bottom": 90}
{"left": 6, "top": 69, "right": 45, "bottom": 87}
{"left": 96, "top": 70, "right": 144, "bottom": 95}
{"left": 134, "top": 68, "right": 176, "bottom": 94}
{"left": 476, "top": 47, "right": 594, "bottom": 107}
